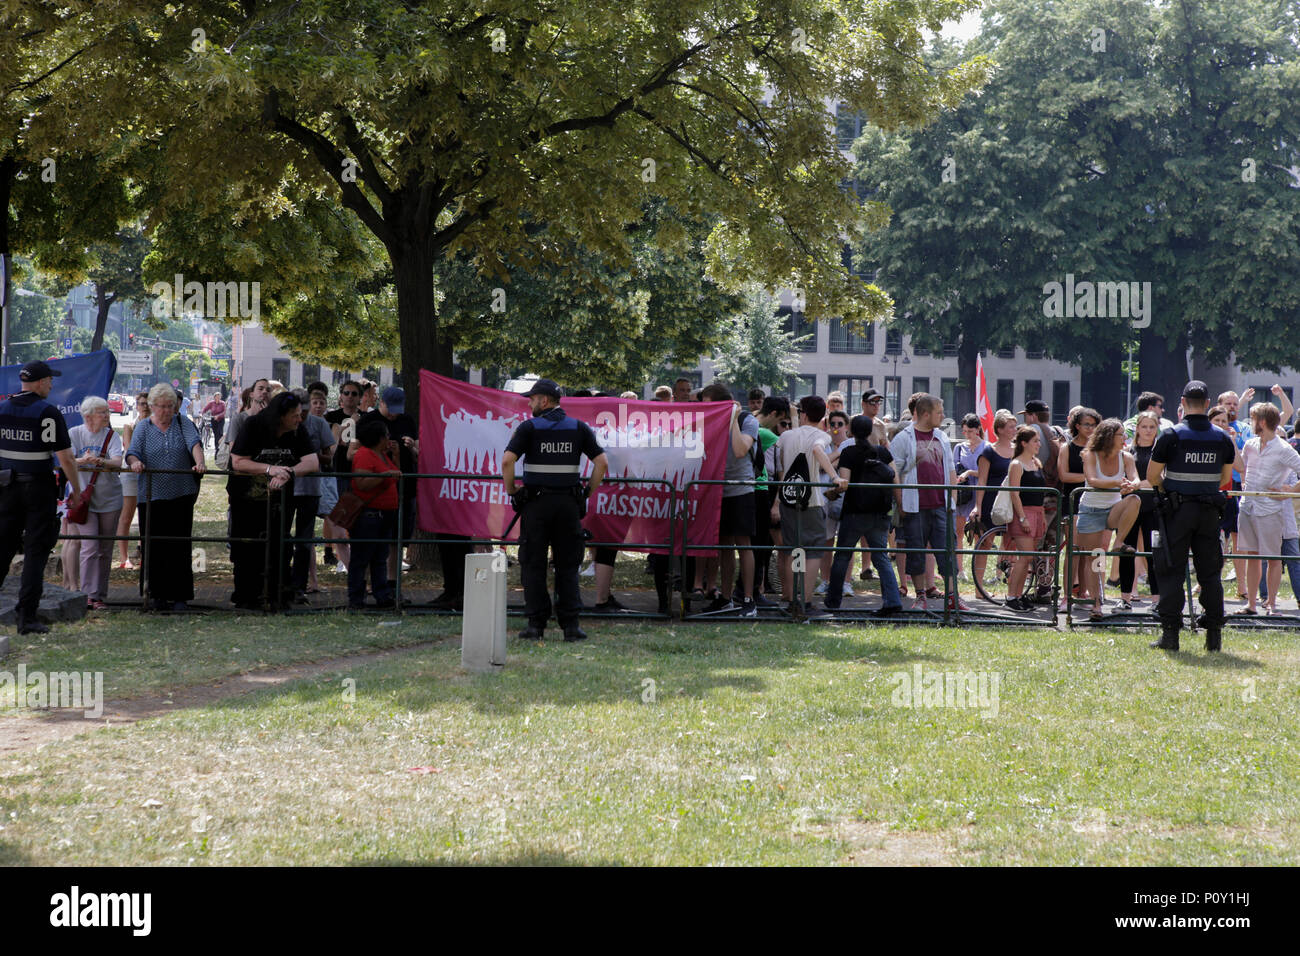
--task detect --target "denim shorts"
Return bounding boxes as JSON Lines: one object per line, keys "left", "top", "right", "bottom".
{"left": 1075, "top": 503, "right": 1113, "bottom": 535}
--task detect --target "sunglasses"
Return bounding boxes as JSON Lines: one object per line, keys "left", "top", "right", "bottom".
{"left": 341, "top": 390, "right": 360, "bottom": 397}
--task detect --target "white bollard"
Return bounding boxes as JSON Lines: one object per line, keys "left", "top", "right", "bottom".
{"left": 462, "top": 551, "right": 508, "bottom": 672}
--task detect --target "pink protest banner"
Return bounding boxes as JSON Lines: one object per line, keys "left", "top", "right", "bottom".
{"left": 417, "top": 371, "right": 731, "bottom": 554}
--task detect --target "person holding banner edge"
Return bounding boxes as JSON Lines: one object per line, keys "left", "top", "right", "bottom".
{"left": 501, "top": 379, "right": 608, "bottom": 642}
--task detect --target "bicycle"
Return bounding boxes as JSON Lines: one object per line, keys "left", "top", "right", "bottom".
{"left": 971, "top": 522, "right": 1058, "bottom": 607}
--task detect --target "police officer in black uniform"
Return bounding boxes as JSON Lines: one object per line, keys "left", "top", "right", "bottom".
{"left": 1146, "top": 381, "right": 1236, "bottom": 652}
{"left": 0, "top": 361, "right": 82, "bottom": 634}
{"left": 501, "top": 379, "right": 608, "bottom": 642}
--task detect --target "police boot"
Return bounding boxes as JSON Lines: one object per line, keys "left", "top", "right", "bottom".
{"left": 1150, "top": 625, "right": 1179, "bottom": 651}
{"left": 1204, "top": 627, "right": 1222, "bottom": 653}
{"left": 563, "top": 626, "right": 588, "bottom": 643}
{"left": 518, "top": 624, "right": 545, "bottom": 641}
{"left": 16, "top": 609, "right": 49, "bottom": 635}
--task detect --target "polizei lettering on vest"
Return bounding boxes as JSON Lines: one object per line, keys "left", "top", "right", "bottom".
{"left": 537, "top": 441, "right": 574, "bottom": 454}
{"left": 1185, "top": 452, "right": 1218, "bottom": 463}
{"left": 0, "top": 427, "right": 33, "bottom": 441}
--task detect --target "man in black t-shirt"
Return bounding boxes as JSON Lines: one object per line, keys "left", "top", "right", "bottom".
{"left": 825, "top": 415, "right": 902, "bottom": 615}
{"left": 229, "top": 394, "right": 318, "bottom": 608}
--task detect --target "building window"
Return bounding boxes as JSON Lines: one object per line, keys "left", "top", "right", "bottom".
{"left": 942, "top": 343, "right": 959, "bottom": 358}
{"left": 1026, "top": 349, "right": 1045, "bottom": 360}
{"left": 332, "top": 369, "right": 347, "bottom": 386}
{"left": 996, "top": 379, "right": 1014, "bottom": 412}
{"left": 1249, "top": 385, "right": 1293, "bottom": 411}
{"left": 363, "top": 367, "right": 381, "bottom": 385}
{"left": 997, "top": 346, "right": 1016, "bottom": 359}
{"left": 787, "top": 374, "right": 817, "bottom": 400}
{"left": 911, "top": 344, "right": 930, "bottom": 356}
{"left": 830, "top": 376, "right": 873, "bottom": 410}
{"left": 1024, "top": 380, "right": 1042, "bottom": 404}
{"left": 271, "top": 359, "right": 290, "bottom": 385}
{"left": 302, "top": 363, "right": 321, "bottom": 387}
{"left": 779, "top": 307, "right": 819, "bottom": 352}
{"left": 884, "top": 328, "right": 903, "bottom": 355}
{"left": 1053, "top": 381, "right": 1071, "bottom": 426}
{"left": 941, "top": 378, "right": 957, "bottom": 413}
{"left": 829, "top": 317, "right": 873, "bottom": 353}
{"left": 884, "top": 376, "right": 902, "bottom": 421}
{"left": 911, "top": 377, "right": 930, "bottom": 399}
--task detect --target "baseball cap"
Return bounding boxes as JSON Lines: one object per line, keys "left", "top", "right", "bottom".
{"left": 862, "top": 389, "right": 884, "bottom": 404}
{"left": 523, "top": 379, "right": 563, "bottom": 400}
{"left": 380, "top": 386, "right": 405, "bottom": 414}
{"left": 19, "top": 360, "right": 61, "bottom": 382}
{"left": 1020, "top": 399, "right": 1050, "bottom": 417}
{"left": 1182, "top": 380, "right": 1209, "bottom": 401}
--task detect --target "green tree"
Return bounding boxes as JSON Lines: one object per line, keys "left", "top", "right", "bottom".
{"left": 124, "top": 0, "right": 989, "bottom": 409}
{"left": 855, "top": 0, "right": 1300, "bottom": 411}
{"left": 711, "top": 286, "right": 811, "bottom": 392}
{"left": 85, "top": 224, "right": 149, "bottom": 351}
{"left": 436, "top": 203, "right": 740, "bottom": 389}
{"left": 1, "top": 2, "right": 144, "bottom": 361}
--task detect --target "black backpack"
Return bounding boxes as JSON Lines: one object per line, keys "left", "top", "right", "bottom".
{"left": 779, "top": 450, "right": 813, "bottom": 510}
{"left": 851, "top": 450, "right": 896, "bottom": 515}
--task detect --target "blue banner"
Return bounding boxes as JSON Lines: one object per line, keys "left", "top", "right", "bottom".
{"left": 0, "top": 350, "right": 119, "bottom": 429}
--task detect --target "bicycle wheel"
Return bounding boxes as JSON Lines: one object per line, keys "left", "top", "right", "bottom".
{"left": 972, "top": 525, "right": 1017, "bottom": 605}
{"left": 1025, "top": 541, "right": 1059, "bottom": 606}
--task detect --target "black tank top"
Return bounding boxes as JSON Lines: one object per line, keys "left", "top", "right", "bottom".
{"left": 1014, "top": 465, "right": 1047, "bottom": 507}
{"left": 1134, "top": 442, "right": 1156, "bottom": 512}
{"left": 1062, "top": 441, "right": 1086, "bottom": 513}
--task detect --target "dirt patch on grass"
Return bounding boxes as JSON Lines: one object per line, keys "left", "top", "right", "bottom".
{"left": 831, "top": 821, "right": 964, "bottom": 866}
{"left": 0, "top": 640, "right": 448, "bottom": 754}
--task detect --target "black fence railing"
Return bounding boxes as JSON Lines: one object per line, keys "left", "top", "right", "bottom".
{"left": 49, "top": 467, "right": 1300, "bottom": 630}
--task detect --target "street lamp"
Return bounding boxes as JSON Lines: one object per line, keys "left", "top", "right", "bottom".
{"left": 881, "top": 346, "right": 911, "bottom": 419}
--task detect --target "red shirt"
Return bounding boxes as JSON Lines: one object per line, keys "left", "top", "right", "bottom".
{"left": 353, "top": 446, "right": 399, "bottom": 509}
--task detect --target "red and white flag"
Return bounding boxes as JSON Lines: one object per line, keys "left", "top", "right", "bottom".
{"left": 975, "top": 354, "right": 995, "bottom": 438}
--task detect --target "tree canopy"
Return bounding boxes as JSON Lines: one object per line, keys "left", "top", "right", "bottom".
{"left": 854, "top": 0, "right": 1300, "bottom": 408}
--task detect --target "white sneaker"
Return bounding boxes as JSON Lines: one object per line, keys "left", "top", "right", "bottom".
{"left": 813, "top": 580, "right": 829, "bottom": 596}
{"left": 842, "top": 582, "right": 855, "bottom": 596}
{"left": 333, "top": 563, "right": 348, "bottom": 574}
{"left": 1224, "top": 567, "right": 1237, "bottom": 582}
{"left": 580, "top": 563, "right": 596, "bottom": 577}
{"left": 911, "top": 596, "right": 929, "bottom": 612}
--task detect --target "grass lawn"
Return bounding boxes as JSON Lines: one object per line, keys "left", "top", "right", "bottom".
{"left": 2, "top": 615, "right": 1298, "bottom": 865}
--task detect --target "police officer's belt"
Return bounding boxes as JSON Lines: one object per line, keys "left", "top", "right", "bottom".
{"left": 523, "top": 485, "right": 581, "bottom": 495}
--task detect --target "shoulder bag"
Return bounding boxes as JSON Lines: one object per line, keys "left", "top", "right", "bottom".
{"left": 66, "top": 430, "right": 114, "bottom": 524}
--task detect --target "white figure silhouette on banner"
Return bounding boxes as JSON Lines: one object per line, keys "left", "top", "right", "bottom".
{"left": 593, "top": 422, "right": 706, "bottom": 490}
{"left": 441, "top": 405, "right": 526, "bottom": 475}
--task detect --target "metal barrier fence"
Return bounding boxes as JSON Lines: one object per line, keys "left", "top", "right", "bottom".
{"left": 52, "top": 466, "right": 1300, "bottom": 629}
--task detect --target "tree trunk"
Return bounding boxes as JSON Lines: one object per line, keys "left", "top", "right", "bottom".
{"left": 390, "top": 239, "right": 449, "bottom": 571}
{"left": 1081, "top": 357, "right": 1126, "bottom": 416}
{"left": 1139, "top": 329, "right": 1189, "bottom": 411}
{"left": 390, "top": 239, "right": 450, "bottom": 420}
{"left": 90, "top": 287, "right": 113, "bottom": 352}
{"left": 955, "top": 334, "right": 978, "bottom": 419}
{"left": 1, "top": 155, "right": 13, "bottom": 365}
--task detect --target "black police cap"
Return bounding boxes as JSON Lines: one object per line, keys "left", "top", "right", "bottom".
{"left": 19, "top": 360, "right": 62, "bottom": 382}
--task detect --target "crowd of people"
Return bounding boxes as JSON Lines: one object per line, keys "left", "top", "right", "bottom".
{"left": 42, "top": 371, "right": 1300, "bottom": 620}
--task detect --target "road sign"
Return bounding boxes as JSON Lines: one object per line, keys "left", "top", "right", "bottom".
{"left": 116, "top": 350, "right": 154, "bottom": 374}
{"left": 62, "top": 337, "right": 73, "bottom": 353}
{"left": 209, "top": 353, "right": 231, "bottom": 361}
{"left": 213, "top": 369, "right": 229, "bottom": 377}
